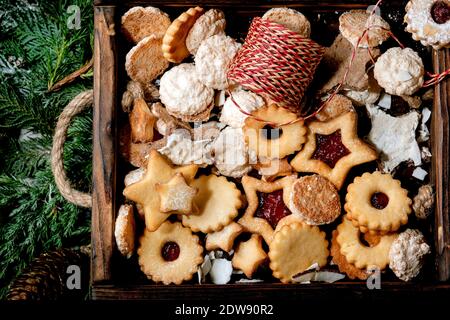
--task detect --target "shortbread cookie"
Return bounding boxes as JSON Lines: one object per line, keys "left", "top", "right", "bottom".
{"left": 262, "top": 7, "right": 311, "bottom": 37}
{"left": 155, "top": 173, "right": 198, "bottom": 215}
{"left": 125, "top": 35, "right": 169, "bottom": 84}
{"left": 162, "top": 7, "right": 205, "bottom": 63}
{"left": 405, "top": 0, "right": 450, "bottom": 49}
{"left": 330, "top": 230, "right": 369, "bottom": 280}
{"left": 232, "top": 235, "right": 267, "bottom": 278}
{"left": 289, "top": 175, "right": 341, "bottom": 225}
{"left": 121, "top": 6, "right": 171, "bottom": 43}
{"left": 374, "top": 47, "right": 424, "bottom": 96}
{"left": 205, "top": 222, "right": 244, "bottom": 252}
{"left": 345, "top": 171, "right": 412, "bottom": 234}
{"left": 244, "top": 105, "right": 307, "bottom": 159}
{"left": 389, "top": 229, "right": 430, "bottom": 281}
{"left": 138, "top": 221, "right": 203, "bottom": 285}
{"left": 269, "top": 222, "right": 329, "bottom": 283}
{"left": 182, "top": 175, "right": 242, "bottom": 233}
{"left": 291, "top": 112, "right": 377, "bottom": 190}
{"left": 159, "top": 63, "right": 214, "bottom": 121}
{"left": 212, "top": 127, "right": 255, "bottom": 178}
{"left": 253, "top": 157, "right": 294, "bottom": 182}
{"left": 129, "top": 98, "right": 156, "bottom": 143}
{"left": 336, "top": 216, "right": 397, "bottom": 270}
{"left": 315, "top": 94, "right": 355, "bottom": 122}
{"left": 195, "top": 34, "right": 242, "bottom": 90}
{"left": 238, "top": 175, "right": 298, "bottom": 244}
{"left": 186, "top": 9, "right": 226, "bottom": 55}
{"left": 123, "top": 150, "right": 198, "bottom": 231}
{"left": 339, "top": 10, "right": 391, "bottom": 48}
{"left": 220, "top": 90, "right": 265, "bottom": 128}
{"left": 115, "top": 204, "right": 136, "bottom": 259}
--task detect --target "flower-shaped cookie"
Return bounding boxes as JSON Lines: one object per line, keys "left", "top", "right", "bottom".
{"left": 123, "top": 150, "right": 198, "bottom": 231}
{"left": 290, "top": 112, "right": 377, "bottom": 189}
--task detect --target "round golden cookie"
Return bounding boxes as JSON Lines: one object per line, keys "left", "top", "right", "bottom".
{"left": 138, "top": 221, "right": 203, "bottom": 285}
{"left": 289, "top": 175, "right": 341, "bottom": 225}
{"left": 121, "top": 6, "right": 171, "bottom": 43}
{"left": 330, "top": 230, "right": 368, "bottom": 280}
{"left": 262, "top": 7, "right": 311, "bottom": 38}
{"left": 182, "top": 175, "right": 242, "bottom": 233}
{"left": 125, "top": 35, "right": 169, "bottom": 84}
{"left": 336, "top": 216, "right": 398, "bottom": 270}
{"left": 243, "top": 105, "right": 307, "bottom": 159}
{"left": 339, "top": 10, "right": 391, "bottom": 48}
{"left": 345, "top": 171, "right": 412, "bottom": 234}
{"left": 268, "top": 222, "right": 329, "bottom": 283}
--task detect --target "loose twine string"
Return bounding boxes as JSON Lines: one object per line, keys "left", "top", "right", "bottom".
{"left": 227, "top": 0, "right": 450, "bottom": 127}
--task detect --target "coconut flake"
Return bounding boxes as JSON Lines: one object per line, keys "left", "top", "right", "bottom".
{"left": 235, "top": 279, "right": 264, "bottom": 283}
{"left": 377, "top": 93, "right": 391, "bottom": 109}
{"left": 292, "top": 271, "right": 345, "bottom": 284}
{"left": 418, "top": 107, "right": 431, "bottom": 142}
{"left": 398, "top": 70, "right": 413, "bottom": 81}
{"left": 366, "top": 104, "right": 421, "bottom": 172}
{"left": 197, "top": 254, "right": 212, "bottom": 284}
{"left": 412, "top": 167, "right": 428, "bottom": 181}
{"left": 209, "top": 258, "right": 233, "bottom": 284}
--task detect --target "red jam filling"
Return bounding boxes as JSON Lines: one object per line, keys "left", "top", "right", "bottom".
{"left": 161, "top": 241, "right": 180, "bottom": 261}
{"left": 255, "top": 190, "right": 291, "bottom": 229}
{"left": 370, "top": 192, "right": 389, "bottom": 210}
{"left": 311, "top": 130, "right": 350, "bottom": 168}
{"left": 431, "top": 1, "right": 450, "bottom": 24}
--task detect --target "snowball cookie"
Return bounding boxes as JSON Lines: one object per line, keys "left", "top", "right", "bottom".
{"left": 159, "top": 63, "right": 214, "bottom": 121}
{"left": 339, "top": 10, "right": 390, "bottom": 48}
{"left": 213, "top": 127, "right": 256, "bottom": 178}
{"left": 262, "top": 7, "right": 311, "bottom": 38}
{"left": 186, "top": 9, "right": 226, "bottom": 55}
{"left": 219, "top": 90, "right": 265, "bottom": 128}
{"left": 195, "top": 34, "right": 242, "bottom": 90}
{"left": 374, "top": 47, "right": 424, "bottom": 96}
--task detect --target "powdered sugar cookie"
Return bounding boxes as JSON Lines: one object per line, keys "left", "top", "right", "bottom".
{"left": 374, "top": 47, "right": 424, "bottom": 96}
{"left": 159, "top": 63, "right": 214, "bottom": 121}
{"left": 262, "top": 7, "right": 311, "bottom": 37}
{"left": 220, "top": 90, "right": 265, "bottom": 128}
{"left": 339, "top": 10, "right": 391, "bottom": 48}
{"left": 121, "top": 6, "right": 171, "bottom": 43}
{"left": 115, "top": 204, "right": 136, "bottom": 259}
{"left": 212, "top": 127, "right": 256, "bottom": 178}
{"left": 125, "top": 35, "right": 169, "bottom": 84}
{"left": 405, "top": 0, "right": 450, "bottom": 49}
{"left": 186, "top": 9, "right": 226, "bottom": 55}
{"left": 195, "top": 34, "right": 241, "bottom": 90}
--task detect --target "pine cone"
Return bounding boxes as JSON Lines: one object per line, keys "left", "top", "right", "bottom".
{"left": 6, "top": 248, "right": 89, "bottom": 301}
{"left": 413, "top": 185, "right": 434, "bottom": 220}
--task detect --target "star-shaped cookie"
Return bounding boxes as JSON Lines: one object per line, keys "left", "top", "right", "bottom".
{"left": 123, "top": 150, "right": 198, "bottom": 231}
{"left": 205, "top": 222, "right": 244, "bottom": 252}
{"left": 156, "top": 173, "right": 198, "bottom": 215}
{"left": 232, "top": 234, "right": 267, "bottom": 278}
{"left": 238, "top": 175, "right": 298, "bottom": 244}
{"left": 290, "top": 112, "right": 377, "bottom": 189}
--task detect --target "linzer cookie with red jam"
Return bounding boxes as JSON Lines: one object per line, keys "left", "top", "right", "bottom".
{"left": 290, "top": 112, "right": 378, "bottom": 190}
{"left": 116, "top": 3, "right": 434, "bottom": 285}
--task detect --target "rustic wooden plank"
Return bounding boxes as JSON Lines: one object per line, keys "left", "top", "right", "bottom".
{"left": 92, "top": 282, "right": 450, "bottom": 300}
{"left": 92, "top": 5, "right": 118, "bottom": 284}
{"left": 432, "top": 48, "right": 450, "bottom": 282}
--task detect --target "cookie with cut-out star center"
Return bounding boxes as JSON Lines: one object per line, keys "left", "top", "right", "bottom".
{"left": 238, "top": 175, "right": 302, "bottom": 244}
{"left": 290, "top": 112, "right": 377, "bottom": 189}
{"left": 123, "top": 150, "right": 198, "bottom": 231}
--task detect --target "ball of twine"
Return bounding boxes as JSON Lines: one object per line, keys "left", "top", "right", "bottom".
{"left": 227, "top": 17, "right": 325, "bottom": 116}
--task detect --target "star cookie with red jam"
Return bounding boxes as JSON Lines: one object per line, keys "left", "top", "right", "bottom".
{"left": 290, "top": 112, "right": 377, "bottom": 189}
{"left": 238, "top": 175, "right": 302, "bottom": 244}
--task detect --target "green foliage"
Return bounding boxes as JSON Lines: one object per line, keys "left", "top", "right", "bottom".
{"left": 0, "top": 0, "right": 93, "bottom": 298}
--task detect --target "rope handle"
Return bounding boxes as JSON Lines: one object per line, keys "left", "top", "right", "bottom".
{"left": 51, "top": 90, "right": 93, "bottom": 208}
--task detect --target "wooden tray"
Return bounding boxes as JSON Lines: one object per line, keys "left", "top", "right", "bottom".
{"left": 91, "top": 0, "right": 450, "bottom": 300}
